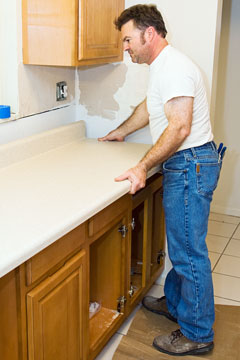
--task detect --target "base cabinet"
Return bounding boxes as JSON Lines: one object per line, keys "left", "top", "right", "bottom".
{"left": 27, "top": 250, "right": 87, "bottom": 360}
{"left": 89, "top": 212, "right": 129, "bottom": 358}
{"left": 150, "top": 180, "right": 165, "bottom": 279}
{"left": 126, "top": 174, "right": 165, "bottom": 313}
{"left": 0, "top": 174, "right": 165, "bottom": 360}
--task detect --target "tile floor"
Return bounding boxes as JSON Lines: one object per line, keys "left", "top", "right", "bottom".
{"left": 95, "top": 212, "right": 240, "bottom": 359}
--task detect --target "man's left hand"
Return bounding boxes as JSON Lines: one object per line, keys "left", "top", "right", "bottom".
{"left": 115, "top": 164, "right": 147, "bottom": 194}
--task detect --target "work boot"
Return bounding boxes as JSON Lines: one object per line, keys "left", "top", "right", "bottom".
{"left": 153, "top": 329, "right": 214, "bottom": 356}
{"left": 142, "top": 296, "right": 177, "bottom": 323}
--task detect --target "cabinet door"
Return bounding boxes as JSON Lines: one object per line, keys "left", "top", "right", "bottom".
{"left": 79, "top": 0, "right": 124, "bottom": 62}
{"left": 0, "top": 271, "right": 19, "bottom": 360}
{"left": 127, "top": 187, "right": 152, "bottom": 308}
{"left": 150, "top": 185, "right": 165, "bottom": 278}
{"left": 27, "top": 250, "right": 87, "bottom": 360}
{"left": 89, "top": 213, "right": 127, "bottom": 354}
{"left": 22, "top": 0, "right": 78, "bottom": 66}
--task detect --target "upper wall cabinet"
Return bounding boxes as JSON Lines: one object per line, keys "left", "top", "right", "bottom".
{"left": 22, "top": 0, "right": 124, "bottom": 66}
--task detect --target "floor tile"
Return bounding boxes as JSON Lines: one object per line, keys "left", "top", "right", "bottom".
{"left": 95, "top": 333, "right": 123, "bottom": 360}
{"left": 213, "top": 273, "right": 240, "bottom": 302}
{"left": 209, "top": 212, "right": 240, "bottom": 225}
{"left": 224, "top": 239, "right": 240, "bottom": 258}
{"left": 214, "top": 254, "right": 240, "bottom": 278}
{"left": 208, "top": 220, "right": 237, "bottom": 238}
{"left": 209, "top": 252, "right": 221, "bottom": 270}
{"left": 233, "top": 224, "right": 240, "bottom": 240}
{"left": 206, "top": 234, "right": 229, "bottom": 254}
{"left": 214, "top": 296, "right": 240, "bottom": 306}
{"left": 117, "top": 304, "right": 141, "bottom": 336}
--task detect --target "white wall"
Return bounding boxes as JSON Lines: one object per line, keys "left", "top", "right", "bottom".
{"left": 77, "top": 0, "right": 223, "bottom": 144}
{"left": 211, "top": 0, "right": 240, "bottom": 216}
{"left": 0, "top": 0, "right": 223, "bottom": 147}
{"left": 0, "top": 0, "right": 76, "bottom": 144}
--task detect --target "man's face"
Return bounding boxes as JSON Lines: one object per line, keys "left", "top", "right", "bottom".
{"left": 121, "top": 20, "right": 150, "bottom": 64}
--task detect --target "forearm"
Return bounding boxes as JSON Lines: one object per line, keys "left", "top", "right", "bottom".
{"left": 116, "top": 99, "right": 149, "bottom": 137}
{"left": 114, "top": 96, "right": 193, "bottom": 195}
{"left": 139, "top": 123, "right": 189, "bottom": 172}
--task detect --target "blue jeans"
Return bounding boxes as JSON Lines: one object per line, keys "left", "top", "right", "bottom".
{"left": 162, "top": 141, "right": 222, "bottom": 343}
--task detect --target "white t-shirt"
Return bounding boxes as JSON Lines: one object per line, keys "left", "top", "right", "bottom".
{"left": 146, "top": 45, "right": 213, "bottom": 151}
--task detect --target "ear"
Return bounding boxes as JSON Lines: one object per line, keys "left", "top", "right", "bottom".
{"left": 145, "top": 26, "right": 155, "bottom": 41}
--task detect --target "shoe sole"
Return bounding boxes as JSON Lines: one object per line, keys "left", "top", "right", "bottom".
{"left": 142, "top": 299, "right": 178, "bottom": 323}
{"left": 152, "top": 341, "right": 214, "bottom": 356}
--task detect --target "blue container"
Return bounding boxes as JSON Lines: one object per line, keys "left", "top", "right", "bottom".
{"left": 0, "top": 105, "right": 11, "bottom": 119}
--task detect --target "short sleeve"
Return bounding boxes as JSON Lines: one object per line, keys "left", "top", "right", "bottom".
{"left": 160, "top": 72, "right": 196, "bottom": 105}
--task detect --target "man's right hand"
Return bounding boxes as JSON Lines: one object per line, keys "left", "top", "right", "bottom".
{"left": 98, "top": 129, "right": 125, "bottom": 142}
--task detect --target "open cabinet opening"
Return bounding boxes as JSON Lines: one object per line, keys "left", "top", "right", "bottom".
{"left": 131, "top": 202, "right": 144, "bottom": 297}
{"left": 150, "top": 187, "right": 165, "bottom": 278}
{"left": 89, "top": 220, "right": 125, "bottom": 351}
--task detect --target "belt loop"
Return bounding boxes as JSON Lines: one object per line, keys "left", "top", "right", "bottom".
{"left": 210, "top": 141, "right": 216, "bottom": 151}
{"left": 191, "top": 147, "right": 197, "bottom": 158}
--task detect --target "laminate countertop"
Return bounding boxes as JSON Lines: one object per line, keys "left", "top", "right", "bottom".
{"left": 0, "top": 121, "right": 159, "bottom": 278}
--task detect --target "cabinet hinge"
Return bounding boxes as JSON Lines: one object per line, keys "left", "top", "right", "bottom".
{"left": 128, "top": 284, "right": 135, "bottom": 298}
{"left": 117, "top": 296, "right": 126, "bottom": 313}
{"left": 118, "top": 225, "right": 128, "bottom": 238}
{"left": 157, "top": 250, "right": 166, "bottom": 264}
{"left": 131, "top": 217, "right": 135, "bottom": 230}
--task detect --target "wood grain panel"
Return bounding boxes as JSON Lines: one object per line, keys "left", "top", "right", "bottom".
{"left": 22, "top": 0, "right": 78, "bottom": 66}
{"left": 22, "top": 0, "right": 124, "bottom": 66}
{"left": 87, "top": 194, "right": 131, "bottom": 240}
{"left": 27, "top": 250, "right": 87, "bottom": 360}
{"left": 26, "top": 223, "right": 85, "bottom": 286}
{"left": 79, "top": 0, "right": 123, "bottom": 61}
{"left": 0, "top": 270, "right": 19, "bottom": 360}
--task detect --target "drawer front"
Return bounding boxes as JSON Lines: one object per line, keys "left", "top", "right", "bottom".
{"left": 87, "top": 194, "right": 131, "bottom": 240}
{"left": 26, "top": 224, "right": 85, "bottom": 286}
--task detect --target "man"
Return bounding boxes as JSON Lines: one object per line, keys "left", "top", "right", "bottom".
{"left": 99, "top": 4, "right": 223, "bottom": 356}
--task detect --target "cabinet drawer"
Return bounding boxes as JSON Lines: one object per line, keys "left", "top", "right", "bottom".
{"left": 25, "top": 224, "right": 85, "bottom": 286}
{"left": 87, "top": 194, "right": 131, "bottom": 240}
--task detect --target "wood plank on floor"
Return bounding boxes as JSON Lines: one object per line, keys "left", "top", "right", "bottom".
{"left": 113, "top": 305, "right": 240, "bottom": 360}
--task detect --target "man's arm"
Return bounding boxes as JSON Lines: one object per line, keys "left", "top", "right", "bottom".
{"left": 115, "top": 96, "right": 193, "bottom": 194}
{"left": 98, "top": 99, "right": 149, "bottom": 141}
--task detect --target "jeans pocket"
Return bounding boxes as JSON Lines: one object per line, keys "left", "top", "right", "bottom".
{"left": 163, "top": 158, "right": 187, "bottom": 173}
{"left": 196, "top": 161, "right": 222, "bottom": 198}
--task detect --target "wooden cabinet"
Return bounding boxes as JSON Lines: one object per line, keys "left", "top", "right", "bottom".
{"left": 149, "top": 175, "right": 165, "bottom": 280}
{"left": 89, "top": 213, "right": 129, "bottom": 358}
{"left": 0, "top": 173, "right": 165, "bottom": 360}
{"left": 126, "top": 173, "right": 165, "bottom": 313}
{"left": 127, "top": 186, "right": 152, "bottom": 308}
{"left": 0, "top": 271, "right": 19, "bottom": 360}
{"left": 27, "top": 250, "right": 87, "bottom": 360}
{"left": 22, "top": 0, "right": 124, "bottom": 66}
{"left": 86, "top": 194, "right": 131, "bottom": 359}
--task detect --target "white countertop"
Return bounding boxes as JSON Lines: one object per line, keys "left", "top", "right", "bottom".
{"left": 0, "top": 121, "right": 157, "bottom": 278}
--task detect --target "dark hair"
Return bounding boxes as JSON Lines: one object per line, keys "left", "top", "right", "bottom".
{"left": 114, "top": 4, "right": 167, "bottom": 38}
